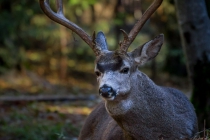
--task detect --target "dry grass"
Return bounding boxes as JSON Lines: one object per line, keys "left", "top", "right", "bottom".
{"left": 192, "top": 128, "right": 210, "bottom": 140}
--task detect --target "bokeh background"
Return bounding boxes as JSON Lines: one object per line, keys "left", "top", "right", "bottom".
{"left": 0, "top": 0, "right": 209, "bottom": 139}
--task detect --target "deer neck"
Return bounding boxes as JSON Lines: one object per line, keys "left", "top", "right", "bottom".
{"left": 105, "top": 70, "right": 156, "bottom": 114}
{"left": 104, "top": 71, "right": 160, "bottom": 139}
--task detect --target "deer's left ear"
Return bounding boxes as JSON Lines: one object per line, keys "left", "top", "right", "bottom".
{"left": 129, "top": 34, "right": 164, "bottom": 65}
{"left": 96, "top": 31, "right": 108, "bottom": 51}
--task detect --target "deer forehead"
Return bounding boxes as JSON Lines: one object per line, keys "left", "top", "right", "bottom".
{"left": 95, "top": 52, "right": 131, "bottom": 72}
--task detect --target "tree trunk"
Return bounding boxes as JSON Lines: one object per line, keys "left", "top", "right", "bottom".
{"left": 206, "top": 0, "right": 210, "bottom": 18}
{"left": 175, "top": 0, "right": 210, "bottom": 130}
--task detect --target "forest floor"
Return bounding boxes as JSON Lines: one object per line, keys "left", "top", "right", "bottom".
{"left": 0, "top": 69, "right": 192, "bottom": 140}
{"left": 0, "top": 69, "right": 100, "bottom": 140}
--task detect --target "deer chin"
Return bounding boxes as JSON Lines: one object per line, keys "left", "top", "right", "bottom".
{"left": 104, "top": 96, "right": 116, "bottom": 101}
{"left": 100, "top": 90, "right": 117, "bottom": 101}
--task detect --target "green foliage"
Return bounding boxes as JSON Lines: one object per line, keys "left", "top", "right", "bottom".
{"left": 158, "top": 0, "right": 187, "bottom": 77}
{"left": 1, "top": 0, "right": 206, "bottom": 138}
{"left": 158, "top": 0, "right": 187, "bottom": 76}
{"left": 1, "top": 122, "right": 61, "bottom": 140}
{"left": 68, "top": 0, "right": 97, "bottom": 8}
{"left": 0, "top": 0, "right": 99, "bottom": 75}
{"left": 0, "top": 0, "right": 188, "bottom": 77}
{"left": 0, "top": 0, "right": 42, "bottom": 73}
{"left": 0, "top": 104, "right": 81, "bottom": 140}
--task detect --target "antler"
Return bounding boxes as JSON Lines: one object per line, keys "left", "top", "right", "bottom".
{"left": 119, "top": 0, "right": 163, "bottom": 53}
{"left": 39, "top": 0, "right": 101, "bottom": 55}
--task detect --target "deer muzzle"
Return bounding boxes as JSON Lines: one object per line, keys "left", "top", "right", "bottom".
{"left": 99, "top": 85, "right": 116, "bottom": 99}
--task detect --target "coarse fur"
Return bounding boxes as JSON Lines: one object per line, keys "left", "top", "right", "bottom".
{"left": 78, "top": 32, "right": 198, "bottom": 140}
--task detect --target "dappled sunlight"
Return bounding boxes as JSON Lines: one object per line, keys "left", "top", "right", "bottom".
{"left": 0, "top": 79, "right": 10, "bottom": 89}
{"left": 1, "top": 0, "right": 207, "bottom": 139}
{"left": 0, "top": 67, "right": 97, "bottom": 95}
{"left": 37, "top": 103, "right": 93, "bottom": 116}
{"left": 0, "top": 70, "right": 35, "bottom": 94}
{"left": 0, "top": 101, "right": 93, "bottom": 139}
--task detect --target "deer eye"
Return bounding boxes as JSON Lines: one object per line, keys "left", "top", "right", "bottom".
{"left": 95, "top": 71, "right": 101, "bottom": 77}
{"left": 120, "top": 68, "right": 129, "bottom": 74}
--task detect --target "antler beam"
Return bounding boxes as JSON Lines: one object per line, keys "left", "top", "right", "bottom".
{"left": 39, "top": 0, "right": 101, "bottom": 55}
{"left": 120, "top": 0, "right": 163, "bottom": 53}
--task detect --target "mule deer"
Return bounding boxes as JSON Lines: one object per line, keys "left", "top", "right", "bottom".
{"left": 39, "top": 0, "right": 198, "bottom": 139}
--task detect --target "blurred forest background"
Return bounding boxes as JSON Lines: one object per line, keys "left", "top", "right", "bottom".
{"left": 0, "top": 0, "right": 209, "bottom": 139}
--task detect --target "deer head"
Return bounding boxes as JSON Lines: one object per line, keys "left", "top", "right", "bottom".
{"left": 95, "top": 32, "right": 163, "bottom": 101}
{"left": 39, "top": 0, "right": 163, "bottom": 101}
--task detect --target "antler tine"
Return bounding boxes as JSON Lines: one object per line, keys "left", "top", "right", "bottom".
{"left": 39, "top": 0, "right": 101, "bottom": 55}
{"left": 120, "top": 0, "right": 163, "bottom": 53}
{"left": 56, "top": 0, "right": 63, "bottom": 14}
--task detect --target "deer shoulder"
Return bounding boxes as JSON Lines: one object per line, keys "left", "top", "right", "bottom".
{"left": 78, "top": 101, "right": 124, "bottom": 140}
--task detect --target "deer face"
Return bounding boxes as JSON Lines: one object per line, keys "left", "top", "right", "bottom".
{"left": 95, "top": 52, "right": 133, "bottom": 101}
{"left": 95, "top": 32, "right": 164, "bottom": 101}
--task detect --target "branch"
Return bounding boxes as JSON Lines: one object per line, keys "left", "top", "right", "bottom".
{"left": 0, "top": 95, "right": 97, "bottom": 102}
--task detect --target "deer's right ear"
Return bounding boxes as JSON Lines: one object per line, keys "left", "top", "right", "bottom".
{"left": 96, "top": 31, "right": 108, "bottom": 51}
{"left": 130, "top": 34, "right": 164, "bottom": 65}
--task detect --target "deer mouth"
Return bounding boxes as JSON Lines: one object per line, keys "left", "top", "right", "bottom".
{"left": 100, "top": 92, "right": 117, "bottom": 100}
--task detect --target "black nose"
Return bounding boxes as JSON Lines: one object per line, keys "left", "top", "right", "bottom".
{"left": 99, "top": 85, "right": 114, "bottom": 98}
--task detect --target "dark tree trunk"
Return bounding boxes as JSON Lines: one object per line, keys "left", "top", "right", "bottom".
{"left": 206, "top": 0, "right": 210, "bottom": 18}
{"left": 175, "top": 0, "right": 210, "bottom": 130}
